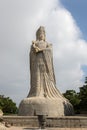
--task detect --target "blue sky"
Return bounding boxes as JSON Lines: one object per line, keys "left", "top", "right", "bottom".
{"left": 61, "top": 0, "right": 87, "bottom": 81}
{"left": 61, "top": 0, "right": 87, "bottom": 41}
{"left": 0, "top": 0, "right": 87, "bottom": 105}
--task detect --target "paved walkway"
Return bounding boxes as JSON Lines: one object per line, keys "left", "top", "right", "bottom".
{"left": 7, "top": 126, "right": 87, "bottom": 130}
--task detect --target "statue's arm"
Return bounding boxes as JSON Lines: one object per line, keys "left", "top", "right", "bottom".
{"left": 32, "top": 41, "right": 52, "bottom": 53}
{"left": 37, "top": 44, "right": 52, "bottom": 52}
{"left": 46, "top": 43, "right": 52, "bottom": 50}
{"left": 41, "top": 43, "right": 52, "bottom": 51}
{"left": 32, "top": 41, "right": 41, "bottom": 53}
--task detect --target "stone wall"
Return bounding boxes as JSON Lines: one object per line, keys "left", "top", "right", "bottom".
{"left": 47, "top": 116, "right": 87, "bottom": 128}
{"left": 3, "top": 116, "right": 39, "bottom": 127}
{"left": 3, "top": 116, "right": 87, "bottom": 128}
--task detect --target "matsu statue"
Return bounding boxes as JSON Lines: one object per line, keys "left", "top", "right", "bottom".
{"left": 19, "top": 26, "right": 74, "bottom": 116}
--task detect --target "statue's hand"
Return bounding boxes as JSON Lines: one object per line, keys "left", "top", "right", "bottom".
{"left": 32, "top": 40, "right": 47, "bottom": 53}
{"left": 32, "top": 43, "right": 42, "bottom": 53}
{"left": 32, "top": 41, "right": 36, "bottom": 45}
{"left": 35, "top": 48, "right": 41, "bottom": 53}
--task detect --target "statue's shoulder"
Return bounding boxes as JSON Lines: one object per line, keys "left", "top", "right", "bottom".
{"left": 32, "top": 40, "right": 38, "bottom": 45}
{"left": 46, "top": 42, "right": 52, "bottom": 48}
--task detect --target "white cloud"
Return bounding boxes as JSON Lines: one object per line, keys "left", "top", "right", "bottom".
{"left": 0, "top": 0, "right": 87, "bottom": 105}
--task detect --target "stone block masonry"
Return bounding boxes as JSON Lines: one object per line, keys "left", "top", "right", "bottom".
{"left": 3, "top": 116, "right": 87, "bottom": 128}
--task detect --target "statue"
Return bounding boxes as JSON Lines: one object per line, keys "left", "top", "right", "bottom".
{"left": 19, "top": 26, "right": 74, "bottom": 116}
{"left": 29, "top": 26, "right": 61, "bottom": 98}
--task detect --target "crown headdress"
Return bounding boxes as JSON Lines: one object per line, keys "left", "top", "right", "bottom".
{"left": 36, "top": 26, "right": 46, "bottom": 40}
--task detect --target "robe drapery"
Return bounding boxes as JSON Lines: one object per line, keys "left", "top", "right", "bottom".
{"left": 28, "top": 41, "right": 64, "bottom": 99}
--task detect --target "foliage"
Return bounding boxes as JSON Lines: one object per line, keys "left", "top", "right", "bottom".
{"left": 63, "top": 77, "right": 87, "bottom": 114}
{"left": 0, "top": 95, "right": 18, "bottom": 114}
{"left": 63, "top": 90, "right": 80, "bottom": 106}
{"left": 85, "top": 77, "right": 87, "bottom": 84}
{"left": 63, "top": 90, "right": 80, "bottom": 113}
{"left": 79, "top": 77, "right": 87, "bottom": 111}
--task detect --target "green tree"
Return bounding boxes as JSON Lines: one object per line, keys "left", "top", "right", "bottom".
{"left": 85, "top": 77, "right": 87, "bottom": 84}
{"left": 63, "top": 77, "right": 87, "bottom": 114}
{"left": 0, "top": 95, "right": 18, "bottom": 114}
{"left": 63, "top": 90, "right": 80, "bottom": 113}
{"left": 79, "top": 77, "right": 87, "bottom": 112}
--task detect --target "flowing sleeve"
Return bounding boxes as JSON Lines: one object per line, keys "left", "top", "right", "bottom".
{"left": 42, "top": 44, "right": 56, "bottom": 85}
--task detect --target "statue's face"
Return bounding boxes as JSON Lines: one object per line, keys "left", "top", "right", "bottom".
{"left": 39, "top": 32, "right": 45, "bottom": 41}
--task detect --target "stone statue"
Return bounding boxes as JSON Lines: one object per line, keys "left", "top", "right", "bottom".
{"left": 28, "top": 26, "right": 61, "bottom": 98}
{"left": 19, "top": 26, "right": 74, "bottom": 116}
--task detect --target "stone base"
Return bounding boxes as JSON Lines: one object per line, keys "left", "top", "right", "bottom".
{"left": 0, "top": 123, "right": 7, "bottom": 130}
{"left": 0, "top": 109, "right": 3, "bottom": 116}
{"left": 3, "top": 115, "right": 87, "bottom": 128}
{"left": 18, "top": 97, "right": 74, "bottom": 117}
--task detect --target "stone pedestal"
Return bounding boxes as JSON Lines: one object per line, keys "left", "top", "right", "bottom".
{"left": 0, "top": 123, "right": 7, "bottom": 130}
{"left": 19, "top": 97, "right": 74, "bottom": 117}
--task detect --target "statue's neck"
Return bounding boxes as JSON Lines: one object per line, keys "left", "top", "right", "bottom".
{"left": 39, "top": 39, "right": 45, "bottom": 42}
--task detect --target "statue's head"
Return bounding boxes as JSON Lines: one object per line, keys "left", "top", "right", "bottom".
{"left": 36, "top": 26, "right": 46, "bottom": 41}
